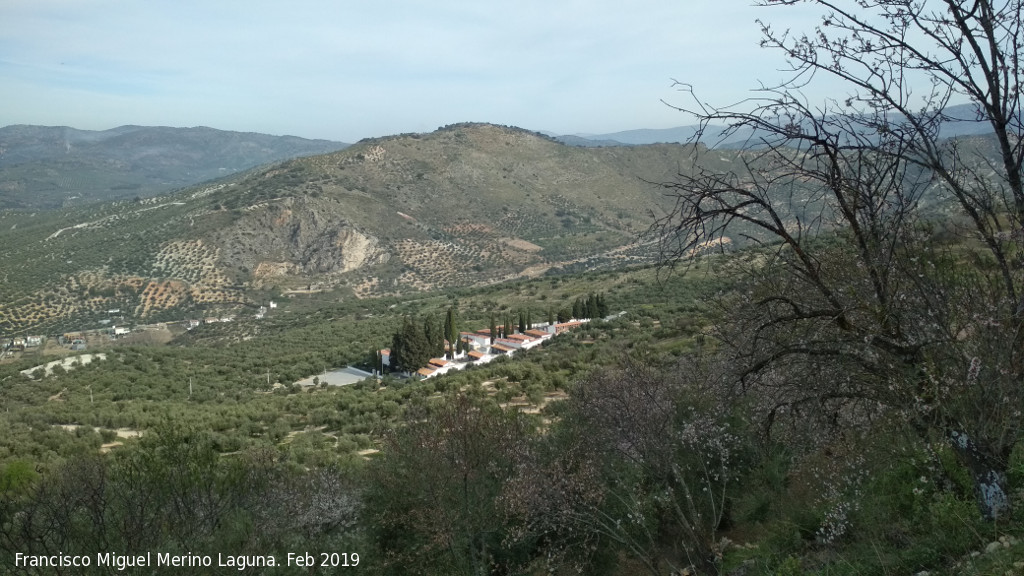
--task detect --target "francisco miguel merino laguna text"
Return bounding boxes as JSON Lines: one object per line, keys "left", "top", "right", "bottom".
{"left": 14, "top": 551, "right": 279, "bottom": 570}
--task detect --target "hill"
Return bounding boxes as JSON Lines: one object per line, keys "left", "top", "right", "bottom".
{"left": 0, "top": 123, "right": 720, "bottom": 335}
{"left": 0, "top": 124, "right": 350, "bottom": 210}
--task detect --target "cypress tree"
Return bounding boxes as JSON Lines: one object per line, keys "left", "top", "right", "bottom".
{"left": 444, "top": 307, "right": 458, "bottom": 359}
{"left": 518, "top": 311, "right": 526, "bottom": 334}
{"left": 402, "top": 316, "right": 431, "bottom": 372}
{"left": 443, "top": 309, "right": 453, "bottom": 351}
{"left": 391, "top": 321, "right": 405, "bottom": 373}
{"left": 489, "top": 314, "right": 497, "bottom": 344}
{"left": 424, "top": 317, "right": 444, "bottom": 357}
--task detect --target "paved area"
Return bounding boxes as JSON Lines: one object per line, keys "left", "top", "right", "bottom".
{"left": 295, "top": 366, "right": 374, "bottom": 387}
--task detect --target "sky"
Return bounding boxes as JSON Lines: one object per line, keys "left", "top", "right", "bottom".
{"left": 0, "top": 1, "right": 830, "bottom": 142}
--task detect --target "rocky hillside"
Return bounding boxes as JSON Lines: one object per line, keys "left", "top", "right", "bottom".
{"left": 0, "top": 123, "right": 718, "bottom": 335}
{"left": 0, "top": 125, "right": 349, "bottom": 210}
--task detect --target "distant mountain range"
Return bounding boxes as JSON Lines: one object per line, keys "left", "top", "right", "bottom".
{"left": 0, "top": 106, "right": 994, "bottom": 212}
{"left": 0, "top": 125, "right": 349, "bottom": 209}
{"left": 0, "top": 119, "right": 992, "bottom": 335}
{"left": 554, "top": 103, "right": 994, "bottom": 148}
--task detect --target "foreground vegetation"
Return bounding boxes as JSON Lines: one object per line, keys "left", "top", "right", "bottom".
{"left": 1, "top": 244, "right": 1022, "bottom": 575}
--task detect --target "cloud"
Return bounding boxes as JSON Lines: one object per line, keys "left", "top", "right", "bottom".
{"left": 0, "top": 0, "right": 831, "bottom": 140}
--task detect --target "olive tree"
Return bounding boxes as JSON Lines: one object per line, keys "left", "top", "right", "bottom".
{"left": 654, "top": 0, "right": 1023, "bottom": 519}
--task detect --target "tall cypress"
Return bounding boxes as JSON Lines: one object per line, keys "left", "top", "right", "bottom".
{"left": 424, "top": 317, "right": 444, "bottom": 357}
{"left": 444, "top": 307, "right": 458, "bottom": 359}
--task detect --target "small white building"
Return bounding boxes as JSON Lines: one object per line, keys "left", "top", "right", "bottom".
{"left": 460, "top": 332, "right": 491, "bottom": 351}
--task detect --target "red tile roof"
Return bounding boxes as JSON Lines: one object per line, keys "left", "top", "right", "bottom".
{"left": 491, "top": 343, "right": 515, "bottom": 353}
{"left": 417, "top": 367, "right": 435, "bottom": 377}
{"left": 429, "top": 358, "right": 449, "bottom": 367}
{"left": 467, "top": 350, "right": 485, "bottom": 359}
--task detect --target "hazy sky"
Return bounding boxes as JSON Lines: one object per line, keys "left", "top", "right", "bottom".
{"left": 0, "top": 1, "right": 829, "bottom": 142}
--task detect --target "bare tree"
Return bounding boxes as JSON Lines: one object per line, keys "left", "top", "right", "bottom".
{"left": 504, "top": 360, "right": 741, "bottom": 575}
{"left": 654, "top": 0, "right": 1023, "bottom": 520}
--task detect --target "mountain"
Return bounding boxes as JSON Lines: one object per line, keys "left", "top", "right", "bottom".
{"left": 556, "top": 103, "right": 993, "bottom": 147}
{"left": 0, "top": 123, "right": 714, "bottom": 335}
{"left": 552, "top": 134, "right": 640, "bottom": 148}
{"left": 0, "top": 125, "right": 350, "bottom": 210}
